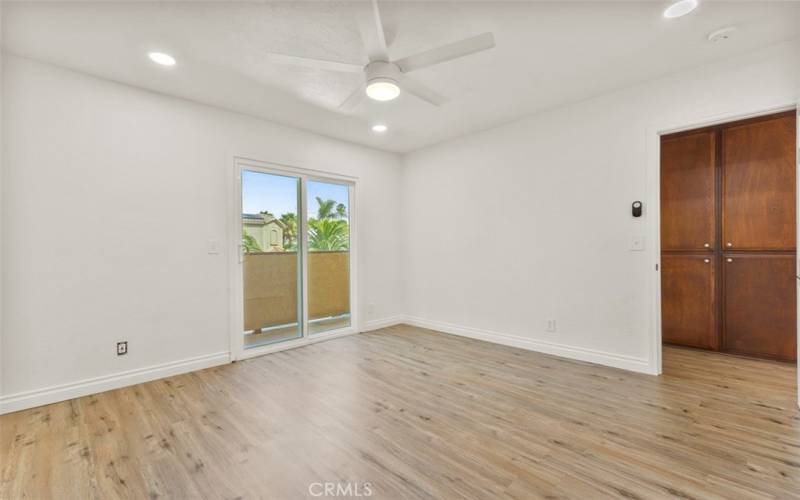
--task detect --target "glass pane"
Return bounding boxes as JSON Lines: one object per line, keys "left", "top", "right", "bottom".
{"left": 242, "top": 170, "right": 302, "bottom": 348}
{"left": 306, "top": 180, "right": 351, "bottom": 334}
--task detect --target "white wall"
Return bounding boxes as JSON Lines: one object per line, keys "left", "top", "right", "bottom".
{"left": 1, "top": 55, "right": 404, "bottom": 411}
{"left": 400, "top": 41, "right": 799, "bottom": 373}
{"left": 2, "top": 39, "right": 798, "bottom": 413}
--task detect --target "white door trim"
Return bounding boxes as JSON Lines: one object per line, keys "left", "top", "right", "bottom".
{"left": 645, "top": 100, "right": 797, "bottom": 392}
{"left": 229, "top": 156, "right": 359, "bottom": 362}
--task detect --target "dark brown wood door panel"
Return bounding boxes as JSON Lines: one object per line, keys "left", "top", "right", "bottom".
{"left": 662, "top": 255, "right": 717, "bottom": 349}
{"left": 661, "top": 131, "right": 716, "bottom": 251}
{"left": 723, "top": 254, "right": 797, "bottom": 361}
{"left": 722, "top": 114, "right": 796, "bottom": 251}
{"left": 661, "top": 112, "right": 796, "bottom": 360}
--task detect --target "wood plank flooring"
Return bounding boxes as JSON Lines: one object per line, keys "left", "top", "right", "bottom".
{"left": 2, "top": 325, "right": 799, "bottom": 499}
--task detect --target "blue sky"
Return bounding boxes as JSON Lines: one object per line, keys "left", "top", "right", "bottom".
{"left": 242, "top": 170, "right": 349, "bottom": 218}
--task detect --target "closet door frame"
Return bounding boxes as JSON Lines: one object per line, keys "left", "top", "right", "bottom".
{"left": 647, "top": 102, "right": 798, "bottom": 398}
{"left": 660, "top": 111, "right": 797, "bottom": 361}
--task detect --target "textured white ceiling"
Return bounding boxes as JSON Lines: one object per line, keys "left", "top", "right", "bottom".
{"left": 3, "top": 1, "right": 798, "bottom": 153}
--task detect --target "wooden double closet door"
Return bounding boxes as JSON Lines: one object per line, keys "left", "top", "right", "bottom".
{"left": 661, "top": 110, "right": 797, "bottom": 362}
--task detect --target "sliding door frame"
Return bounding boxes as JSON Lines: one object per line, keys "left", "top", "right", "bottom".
{"left": 229, "top": 156, "right": 358, "bottom": 361}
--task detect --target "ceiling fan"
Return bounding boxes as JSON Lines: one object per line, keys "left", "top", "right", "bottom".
{"left": 264, "top": 0, "right": 496, "bottom": 109}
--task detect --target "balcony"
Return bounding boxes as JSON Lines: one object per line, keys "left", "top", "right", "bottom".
{"left": 243, "top": 250, "right": 350, "bottom": 347}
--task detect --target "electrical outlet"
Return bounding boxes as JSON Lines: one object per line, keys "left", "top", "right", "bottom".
{"left": 117, "top": 341, "right": 128, "bottom": 356}
{"left": 546, "top": 319, "right": 557, "bottom": 333}
{"left": 367, "top": 303, "right": 375, "bottom": 316}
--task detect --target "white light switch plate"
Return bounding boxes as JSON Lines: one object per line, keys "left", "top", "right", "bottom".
{"left": 630, "top": 235, "right": 645, "bottom": 251}
{"left": 207, "top": 239, "right": 221, "bottom": 254}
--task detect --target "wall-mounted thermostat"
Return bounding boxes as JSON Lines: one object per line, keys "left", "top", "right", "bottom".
{"left": 632, "top": 201, "right": 643, "bottom": 218}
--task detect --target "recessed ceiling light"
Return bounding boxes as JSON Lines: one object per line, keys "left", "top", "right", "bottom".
{"left": 148, "top": 52, "right": 176, "bottom": 66}
{"left": 365, "top": 78, "right": 400, "bottom": 101}
{"left": 663, "top": 0, "right": 698, "bottom": 18}
{"left": 372, "top": 124, "right": 388, "bottom": 133}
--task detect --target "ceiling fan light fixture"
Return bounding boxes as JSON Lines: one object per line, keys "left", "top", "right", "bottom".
{"left": 148, "top": 51, "right": 176, "bottom": 66}
{"left": 265, "top": 1, "right": 495, "bottom": 110}
{"left": 663, "top": 0, "right": 698, "bottom": 18}
{"left": 366, "top": 78, "right": 400, "bottom": 101}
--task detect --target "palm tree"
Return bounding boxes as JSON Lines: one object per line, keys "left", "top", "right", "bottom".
{"left": 308, "top": 218, "right": 349, "bottom": 251}
{"left": 315, "top": 197, "right": 348, "bottom": 220}
{"left": 279, "top": 212, "right": 298, "bottom": 250}
{"left": 306, "top": 197, "right": 349, "bottom": 250}
{"left": 315, "top": 197, "right": 336, "bottom": 220}
{"left": 242, "top": 231, "right": 262, "bottom": 253}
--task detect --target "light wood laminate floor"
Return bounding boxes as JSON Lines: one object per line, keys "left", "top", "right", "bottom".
{"left": 2, "top": 325, "right": 798, "bottom": 499}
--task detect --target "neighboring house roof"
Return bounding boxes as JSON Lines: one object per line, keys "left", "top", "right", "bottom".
{"left": 242, "top": 213, "right": 286, "bottom": 229}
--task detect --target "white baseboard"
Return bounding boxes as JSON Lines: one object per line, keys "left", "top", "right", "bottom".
{"left": 361, "top": 315, "right": 405, "bottom": 332}
{"left": 0, "top": 351, "right": 231, "bottom": 415}
{"left": 1, "top": 316, "right": 654, "bottom": 415}
{"left": 1, "top": 317, "right": 402, "bottom": 414}
{"left": 402, "top": 316, "right": 654, "bottom": 374}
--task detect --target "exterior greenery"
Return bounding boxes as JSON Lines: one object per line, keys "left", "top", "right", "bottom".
{"left": 243, "top": 197, "right": 349, "bottom": 252}
{"left": 242, "top": 231, "right": 263, "bottom": 252}
{"left": 308, "top": 218, "right": 349, "bottom": 250}
{"left": 308, "top": 196, "right": 349, "bottom": 251}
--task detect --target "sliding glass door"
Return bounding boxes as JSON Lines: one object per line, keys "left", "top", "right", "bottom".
{"left": 241, "top": 170, "right": 303, "bottom": 348}
{"left": 307, "top": 180, "right": 351, "bottom": 334}
{"left": 238, "top": 163, "right": 354, "bottom": 352}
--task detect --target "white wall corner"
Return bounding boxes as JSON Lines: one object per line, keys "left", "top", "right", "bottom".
{"left": 361, "top": 315, "right": 405, "bottom": 332}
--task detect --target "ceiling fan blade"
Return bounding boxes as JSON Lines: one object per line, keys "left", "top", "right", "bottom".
{"left": 401, "top": 77, "right": 448, "bottom": 107}
{"left": 265, "top": 53, "right": 363, "bottom": 73}
{"left": 339, "top": 83, "right": 366, "bottom": 111}
{"left": 356, "top": 0, "right": 389, "bottom": 62}
{"left": 395, "top": 32, "right": 495, "bottom": 73}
